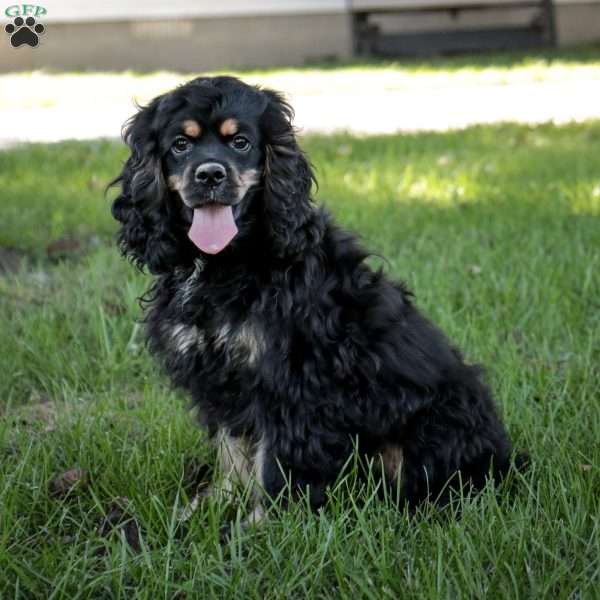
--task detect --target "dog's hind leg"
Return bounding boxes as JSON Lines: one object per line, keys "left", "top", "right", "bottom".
{"left": 375, "top": 442, "right": 405, "bottom": 500}
{"left": 400, "top": 383, "right": 513, "bottom": 507}
{"left": 378, "top": 443, "right": 404, "bottom": 482}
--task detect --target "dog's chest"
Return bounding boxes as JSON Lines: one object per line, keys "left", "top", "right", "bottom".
{"left": 160, "top": 261, "right": 267, "bottom": 369}
{"left": 165, "top": 318, "right": 266, "bottom": 368}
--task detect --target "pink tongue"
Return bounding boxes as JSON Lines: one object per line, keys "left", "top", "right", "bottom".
{"left": 188, "top": 205, "right": 238, "bottom": 254}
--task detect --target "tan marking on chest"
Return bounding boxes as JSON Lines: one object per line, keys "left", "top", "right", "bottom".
{"left": 214, "top": 321, "right": 265, "bottom": 367}
{"left": 170, "top": 323, "right": 205, "bottom": 354}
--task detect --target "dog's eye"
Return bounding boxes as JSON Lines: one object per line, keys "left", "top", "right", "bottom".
{"left": 231, "top": 135, "right": 251, "bottom": 152}
{"left": 172, "top": 136, "right": 191, "bottom": 154}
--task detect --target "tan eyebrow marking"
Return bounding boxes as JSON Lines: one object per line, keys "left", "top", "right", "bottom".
{"left": 182, "top": 119, "right": 201, "bottom": 138}
{"left": 220, "top": 118, "right": 238, "bottom": 137}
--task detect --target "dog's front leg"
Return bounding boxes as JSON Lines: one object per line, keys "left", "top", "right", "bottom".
{"left": 180, "top": 430, "right": 267, "bottom": 526}
{"left": 179, "top": 430, "right": 253, "bottom": 520}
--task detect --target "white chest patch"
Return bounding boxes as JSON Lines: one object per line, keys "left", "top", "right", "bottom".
{"left": 170, "top": 323, "right": 206, "bottom": 354}
{"left": 214, "top": 321, "right": 265, "bottom": 367}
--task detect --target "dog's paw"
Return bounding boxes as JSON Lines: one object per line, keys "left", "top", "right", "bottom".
{"left": 218, "top": 505, "right": 266, "bottom": 545}
{"left": 177, "top": 494, "right": 202, "bottom": 522}
{"left": 177, "top": 484, "right": 212, "bottom": 522}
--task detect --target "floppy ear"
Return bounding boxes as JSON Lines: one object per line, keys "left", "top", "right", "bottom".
{"left": 111, "top": 98, "right": 186, "bottom": 274}
{"left": 260, "top": 90, "right": 321, "bottom": 258}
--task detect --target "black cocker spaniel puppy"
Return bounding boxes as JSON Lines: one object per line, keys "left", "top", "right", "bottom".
{"left": 112, "top": 76, "right": 520, "bottom": 527}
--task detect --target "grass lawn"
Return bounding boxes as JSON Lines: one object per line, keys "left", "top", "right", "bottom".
{"left": 0, "top": 120, "right": 599, "bottom": 598}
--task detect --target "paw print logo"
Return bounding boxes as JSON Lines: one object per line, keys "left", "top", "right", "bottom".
{"left": 5, "top": 16, "right": 45, "bottom": 48}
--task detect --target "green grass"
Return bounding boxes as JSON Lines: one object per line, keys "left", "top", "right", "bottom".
{"left": 1, "top": 120, "right": 599, "bottom": 598}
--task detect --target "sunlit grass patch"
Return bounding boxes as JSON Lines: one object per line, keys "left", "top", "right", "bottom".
{"left": 2, "top": 45, "right": 600, "bottom": 113}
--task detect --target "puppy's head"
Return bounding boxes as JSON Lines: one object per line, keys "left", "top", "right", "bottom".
{"left": 111, "top": 76, "right": 315, "bottom": 274}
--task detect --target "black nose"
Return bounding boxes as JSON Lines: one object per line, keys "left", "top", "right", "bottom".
{"left": 195, "top": 162, "right": 227, "bottom": 187}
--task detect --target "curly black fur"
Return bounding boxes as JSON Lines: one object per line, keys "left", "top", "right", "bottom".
{"left": 111, "top": 76, "right": 518, "bottom": 514}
